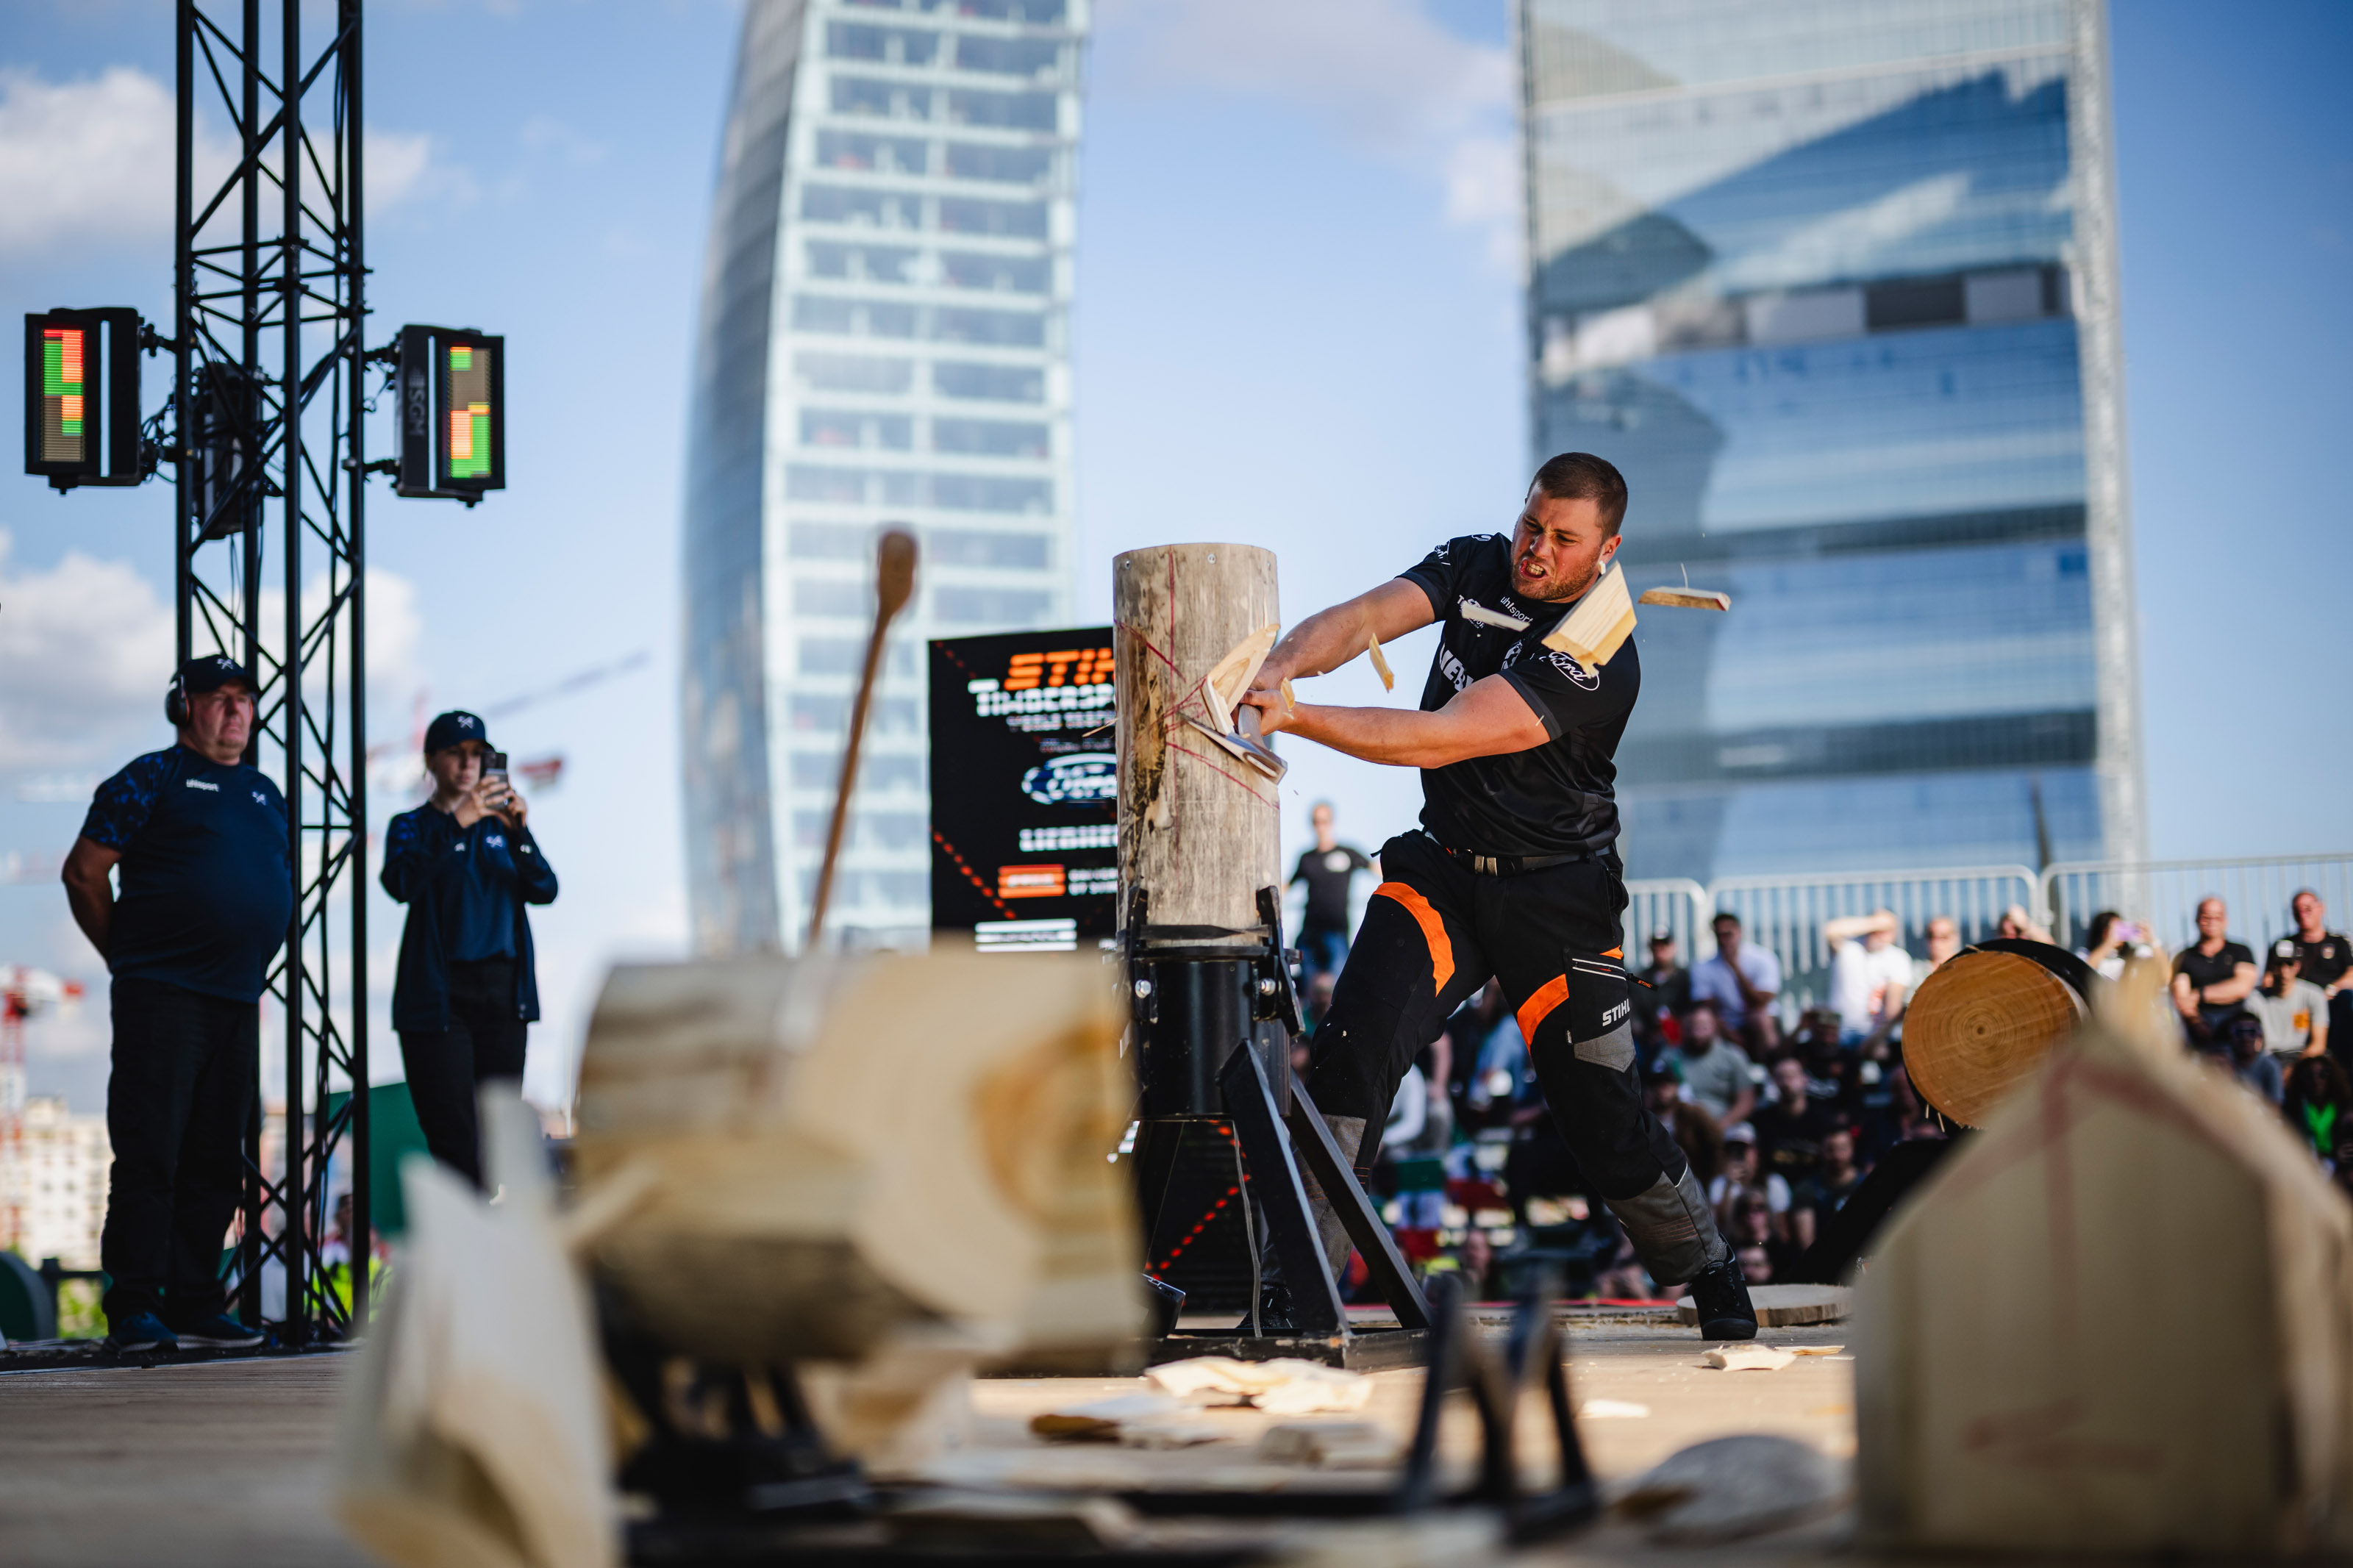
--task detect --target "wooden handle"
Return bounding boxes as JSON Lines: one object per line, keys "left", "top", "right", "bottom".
{"left": 808, "top": 528, "right": 919, "bottom": 949}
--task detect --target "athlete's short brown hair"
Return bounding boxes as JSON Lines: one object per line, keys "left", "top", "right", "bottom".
{"left": 1528, "top": 451, "right": 1629, "bottom": 535}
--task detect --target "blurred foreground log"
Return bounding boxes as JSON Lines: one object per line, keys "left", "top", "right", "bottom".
{"left": 570, "top": 947, "right": 1141, "bottom": 1383}
{"left": 335, "top": 1096, "right": 615, "bottom": 1568}
{"left": 1858, "top": 961, "right": 2353, "bottom": 1555}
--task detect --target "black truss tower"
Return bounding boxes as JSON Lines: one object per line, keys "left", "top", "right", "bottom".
{"left": 174, "top": 0, "right": 370, "bottom": 1344}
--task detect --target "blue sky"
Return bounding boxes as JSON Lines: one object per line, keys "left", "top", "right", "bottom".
{"left": 0, "top": 0, "right": 2346, "bottom": 1111}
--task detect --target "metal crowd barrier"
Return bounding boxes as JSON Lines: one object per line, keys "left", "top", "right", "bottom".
{"left": 1705, "top": 866, "right": 2039, "bottom": 1019}
{"left": 2040, "top": 853, "right": 2353, "bottom": 960}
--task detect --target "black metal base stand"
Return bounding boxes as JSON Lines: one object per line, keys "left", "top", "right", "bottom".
{"left": 1146, "top": 1045, "right": 1432, "bottom": 1369}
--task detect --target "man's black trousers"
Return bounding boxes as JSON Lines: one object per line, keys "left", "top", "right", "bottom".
{"left": 101, "top": 975, "right": 255, "bottom": 1327}
{"left": 396, "top": 958, "right": 527, "bottom": 1188}
{"left": 1307, "top": 832, "right": 1723, "bottom": 1281}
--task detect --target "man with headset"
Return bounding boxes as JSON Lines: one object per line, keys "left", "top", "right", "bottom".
{"left": 62, "top": 655, "right": 289, "bottom": 1354}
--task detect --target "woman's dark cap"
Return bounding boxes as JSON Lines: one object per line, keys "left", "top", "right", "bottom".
{"left": 423, "top": 710, "right": 493, "bottom": 756}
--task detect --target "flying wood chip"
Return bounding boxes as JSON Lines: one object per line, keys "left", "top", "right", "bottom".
{"left": 1540, "top": 562, "right": 1636, "bottom": 676}
{"left": 1638, "top": 587, "right": 1731, "bottom": 612}
{"left": 1366, "top": 635, "right": 1394, "bottom": 692}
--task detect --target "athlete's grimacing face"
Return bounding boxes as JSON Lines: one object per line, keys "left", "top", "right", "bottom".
{"left": 1510, "top": 489, "right": 1620, "bottom": 604}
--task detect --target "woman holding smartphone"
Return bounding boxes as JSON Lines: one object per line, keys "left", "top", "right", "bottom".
{"left": 382, "top": 709, "right": 559, "bottom": 1185}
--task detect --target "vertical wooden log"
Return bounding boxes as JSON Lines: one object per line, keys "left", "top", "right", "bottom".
{"left": 1114, "top": 544, "right": 1282, "bottom": 933}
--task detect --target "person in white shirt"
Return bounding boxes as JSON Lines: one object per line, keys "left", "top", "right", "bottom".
{"left": 2248, "top": 940, "right": 2331, "bottom": 1060}
{"left": 1690, "top": 912, "right": 1782, "bottom": 1052}
{"left": 1825, "top": 908, "right": 1913, "bottom": 1048}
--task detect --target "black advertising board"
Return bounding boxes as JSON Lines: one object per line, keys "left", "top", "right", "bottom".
{"left": 929, "top": 627, "right": 1116, "bottom": 951}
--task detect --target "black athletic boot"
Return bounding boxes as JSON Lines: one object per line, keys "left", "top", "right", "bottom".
{"left": 1232, "top": 1280, "right": 1298, "bottom": 1334}
{"left": 1685, "top": 1250, "right": 1758, "bottom": 1340}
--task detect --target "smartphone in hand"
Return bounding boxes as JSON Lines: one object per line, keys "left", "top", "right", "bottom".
{"left": 483, "top": 751, "right": 511, "bottom": 807}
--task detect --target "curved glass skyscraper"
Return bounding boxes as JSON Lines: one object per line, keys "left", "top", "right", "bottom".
{"left": 683, "top": 0, "right": 1088, "bottom": 953}
{"left": 1518, "top": 0, "right": 2141, "bottom": 881}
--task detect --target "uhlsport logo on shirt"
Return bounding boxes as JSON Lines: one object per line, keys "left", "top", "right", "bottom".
{"left": 485, "top": 834, "right": 506, "bottom": 849}
{"left": 252, "top": 791, "right": 268, "bottom": 806}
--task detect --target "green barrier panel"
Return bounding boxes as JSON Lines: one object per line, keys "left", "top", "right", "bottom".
{"left": 0, "top": 1252, "right": 58, "bottom": 1342}
{"left": 325, "top": 1079, "right": 431, "bottom": 1239}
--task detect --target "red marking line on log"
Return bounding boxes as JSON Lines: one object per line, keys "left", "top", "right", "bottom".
{"left": 1168, "top": 740, "right": 1277, "bottom": 807}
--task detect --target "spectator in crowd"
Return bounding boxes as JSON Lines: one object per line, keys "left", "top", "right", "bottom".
{"left": 61, "top": 655, "right": 287, "bottom": 1353}
{"left": 1825, "top": 909, "right": 1913, "bottom": 1048}
{"left": 2286, "top": 889, "right": 2353, "bottom": 1069}
{"left": 383, "top": 711, "right": 559, "bottom": 1187}
{"left": 1752, "top": 1054, "right": 1837, "bottom": 1194}
{"left": 2077, "top": 911, "right": 2150, "bottom": 981}
{"left": 1722, "top": 1190, "right": 1802, "bottom": 1284}
{"left": 1630, "top": 930, "right": 1691, "bottom": 1067}
{"left": 1793, "top": 1123, "right": 1868, "bottom": 1248}
{"left": 1917, "top": 914, "right": 1963, "bottom": 984}
{"left": 1998, "top": 903, "right": 2054, "bottom": 945}
{"left": 1668, "top": 998, "right": 1754, "bottom": 1128}
{"left": 2284, "top": 1056, "right": 2353, "bottom": 1163}
{"left": 2170, "top": 896, "right": 2258, "bottom": 1052}
{"left": 1692, "top": 912, "right": 1782, "bottom": 1053}
{"left": 2249, "top": 940, "right": 2330, "bottom": 1061}
{"left": 1289, "top": 801, "right": 1371, "bottom": 992}
{"left": 2226, "top": 1014, "right": 2283, "bottom": 1104}
{"left": 1643, "top": 1067, "right": 1723, "bottom": 1186}
{"left": 1708, "top": 1123, "right": 1791, "bottom": 1240}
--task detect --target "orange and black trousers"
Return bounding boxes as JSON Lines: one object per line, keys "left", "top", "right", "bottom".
{"left": 1309, "top": 831, "right": 1721, "bottom": 1278}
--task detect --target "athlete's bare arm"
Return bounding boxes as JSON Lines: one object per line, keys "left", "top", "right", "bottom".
{"left": 1246, "top": 676, "right": 1548, "bottom": 770}
{"left": 1255, "top": 579, "right": 1434, "bottom": 686}
{"left": 1243, "top": 579, "right": 1550, "bottom": 768}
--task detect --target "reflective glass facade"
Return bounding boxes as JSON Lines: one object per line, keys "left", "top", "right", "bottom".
{"left": 684, "top": 0, "right": 1087, "bottom": 953}
{"left": 1518, "top": 0, "right": 2140, "bottom": 881}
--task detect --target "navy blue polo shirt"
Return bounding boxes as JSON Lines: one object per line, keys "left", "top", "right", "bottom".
{"left": 439, "top": 815, "right": 522, "bottom": 962}
{"left": 80, "top": 746, "right": 293, "bottom": 1003}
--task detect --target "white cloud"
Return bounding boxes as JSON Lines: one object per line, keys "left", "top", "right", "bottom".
{"left": 1099, "top": 0, "right": 1521, "bottom": 268}
{"left": 520, "top": 115, "right": 609, "bottom": 167}
{"left": 0, "top": 531, "right": 175, "bottom": 770}
{"left": 0, "top": 66, "right": 452, "bottom": 257}
{"left": 0, "top": 533, "right": 429, "bottom": 779}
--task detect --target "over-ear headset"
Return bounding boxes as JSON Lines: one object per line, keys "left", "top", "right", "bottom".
{"left": 165, "top": 672, "right": 188, "bottom": 727}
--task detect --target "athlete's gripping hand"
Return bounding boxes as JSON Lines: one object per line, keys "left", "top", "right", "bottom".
{"left": 1239, "top": 683, "right": 1294, "bottom": 737}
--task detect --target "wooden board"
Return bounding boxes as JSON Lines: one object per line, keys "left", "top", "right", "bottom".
{"left": 1113, "top": 545, "right": 1282, "bottom": 932}
{"left": 1674, "top": 1285, "right": 1849, "bottom": 1328}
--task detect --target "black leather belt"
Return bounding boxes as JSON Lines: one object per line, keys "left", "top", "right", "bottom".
{"left": 1429, "top": 834, "right": 1591, "bottom": 877}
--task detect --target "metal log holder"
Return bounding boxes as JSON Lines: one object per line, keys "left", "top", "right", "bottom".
{"left": 615, "top": 1278, "right": 1599, "bottom": 1563}
{"left": 1124, "top": 885, "right": 1433, "bottom": 1371}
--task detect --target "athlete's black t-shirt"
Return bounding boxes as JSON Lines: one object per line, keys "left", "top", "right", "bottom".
{"left": 1291, "top": 844, "right": 1371, "bottom": 933}
{"left": 1396, "top": 534, "right": 1639, "bottom": 858}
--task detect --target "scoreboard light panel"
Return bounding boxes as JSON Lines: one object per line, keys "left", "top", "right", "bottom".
{"left": 443, "top": 341, "right": 494, "bottom": 483}
{"left": 41, "top": 325, "right": 86, "bottom": 464}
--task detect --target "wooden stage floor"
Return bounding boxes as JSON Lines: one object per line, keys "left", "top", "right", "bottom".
{"left": 0, "top": 1322, "right": 1860, "bottom": 1567}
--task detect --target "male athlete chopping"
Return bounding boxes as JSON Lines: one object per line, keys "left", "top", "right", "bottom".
{"left": 1240, "top": 451, "right": 1757, "bottom": 1339}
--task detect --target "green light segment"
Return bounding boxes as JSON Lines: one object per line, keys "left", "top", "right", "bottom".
{"left": 450, "top": 411, "right": 491, "bottom": 478}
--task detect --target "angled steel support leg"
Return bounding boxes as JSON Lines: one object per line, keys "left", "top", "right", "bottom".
{"left": 1285, "top": 1073, "right": 1432, "bottom": 1331}
{"left": 1216, "top": 1041, "right": 1344, "bottom": 1334}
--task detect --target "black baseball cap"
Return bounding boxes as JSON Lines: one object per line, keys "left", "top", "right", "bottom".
{"left": 423, "top": 710, "right": 493, "bottom": 755}
{"left": 179, "top": 654, "right": 255, "bottom": 694}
